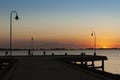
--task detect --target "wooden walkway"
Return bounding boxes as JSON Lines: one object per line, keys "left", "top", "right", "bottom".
{"left": 1, "top": 56, "right": 113, "bottom": 80}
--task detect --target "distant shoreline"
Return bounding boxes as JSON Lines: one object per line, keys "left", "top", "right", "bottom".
{"left": 0, "top": 48, "right": 120, "bottom": 51}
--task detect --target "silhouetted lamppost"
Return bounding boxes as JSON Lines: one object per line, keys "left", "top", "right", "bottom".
{"left": 31, "top": 37, "right": 33, "bottom": 56}
{"left": 31, "top": 37, "right": 33, "bottom": 51}
{"left": 10, "top": 11, "right": 19, "bottom": 56}
{"left": 91, "top": 31, "right": 96, "bottom": 56}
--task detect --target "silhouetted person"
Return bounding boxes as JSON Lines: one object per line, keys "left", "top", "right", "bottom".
{"left": 5, "top": 51, "right": 8, "bottom": 56}
{"left": 43, "top": 51, "right": 46, "bottom": 56}
{"left": 28, "top": 49, "right": 30, "bottom": 56}
{"left": 65, "top": 53, "right": 67, "bottom": 56}
{"left": 81, "top": 52, "right": 85, "bottom": 56}
{"left": 94, "top": 52, "right": 96, "bottom": 56}
{"left": 52, "top": 53, "right": 54, "bottom": 56}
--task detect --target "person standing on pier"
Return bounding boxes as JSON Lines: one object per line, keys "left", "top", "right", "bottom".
{"left": 28, "top": 49, "right": 30, "bottom": 56}
{"left": 43, "top": 51, "right": 46, "bottom": 56}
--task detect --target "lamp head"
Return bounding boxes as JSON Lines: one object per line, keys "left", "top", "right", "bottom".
{"left": 91, "top": 33, "right": 93, "bottom": 36}
{"left": 15, "top": 15, "right": 19, "bottom": 20}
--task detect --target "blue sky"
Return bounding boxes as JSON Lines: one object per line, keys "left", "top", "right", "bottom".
{"left": 1, "top": 0, "right": 120, "bottom": 49}
{"left": 1, "top": 0, "right": 120, "bottom": 15}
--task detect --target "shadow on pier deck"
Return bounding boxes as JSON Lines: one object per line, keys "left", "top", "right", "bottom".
{"left": 0, "top": 55, "right": 113, "bottom": 80}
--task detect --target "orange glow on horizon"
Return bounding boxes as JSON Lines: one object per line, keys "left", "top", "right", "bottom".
{"left": 103, "top": 46, "right": 107, "bottom": 48}
{"left": 97, "top": 42, "right": 112, "bottom": 48}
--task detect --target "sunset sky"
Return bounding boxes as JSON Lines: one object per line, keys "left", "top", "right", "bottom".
{"left": 0, "top": 0, "right": 120, "bottom": 49}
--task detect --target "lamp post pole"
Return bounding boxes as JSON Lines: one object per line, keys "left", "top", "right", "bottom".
{"left": 91, "top": 31, "right": 96, "bottom": 56}
{"left": 31, "top": 37, "right": 33, "bottom": 51}
{"left": 31, "top": 37, "right": 33, "bottom": 56}
{"left": 10, "top": 11, "right": 19, "bottom": 56}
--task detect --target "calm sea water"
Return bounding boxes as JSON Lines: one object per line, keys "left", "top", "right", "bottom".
{"left": 0, "top": 50, "right": 120, "bottom": 74}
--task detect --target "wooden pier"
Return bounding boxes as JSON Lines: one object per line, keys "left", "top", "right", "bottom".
{"left": 0, "top": 55, "right": 113, "bottom": 80}
{"left": 57, "top": 55, "right": 107, "bottom": 72}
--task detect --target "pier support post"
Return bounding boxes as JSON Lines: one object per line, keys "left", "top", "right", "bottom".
{"left": 102, "top": 59, "right": 104, "bottom": 72}
{"left": 85, "top": 61, "right": 87, "bottom": 65}
{"left": 92, "top": 60, "right": 95, "bottom": 69}
{"left": 81, "top": 61, "right": 83, "bottom": 65}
